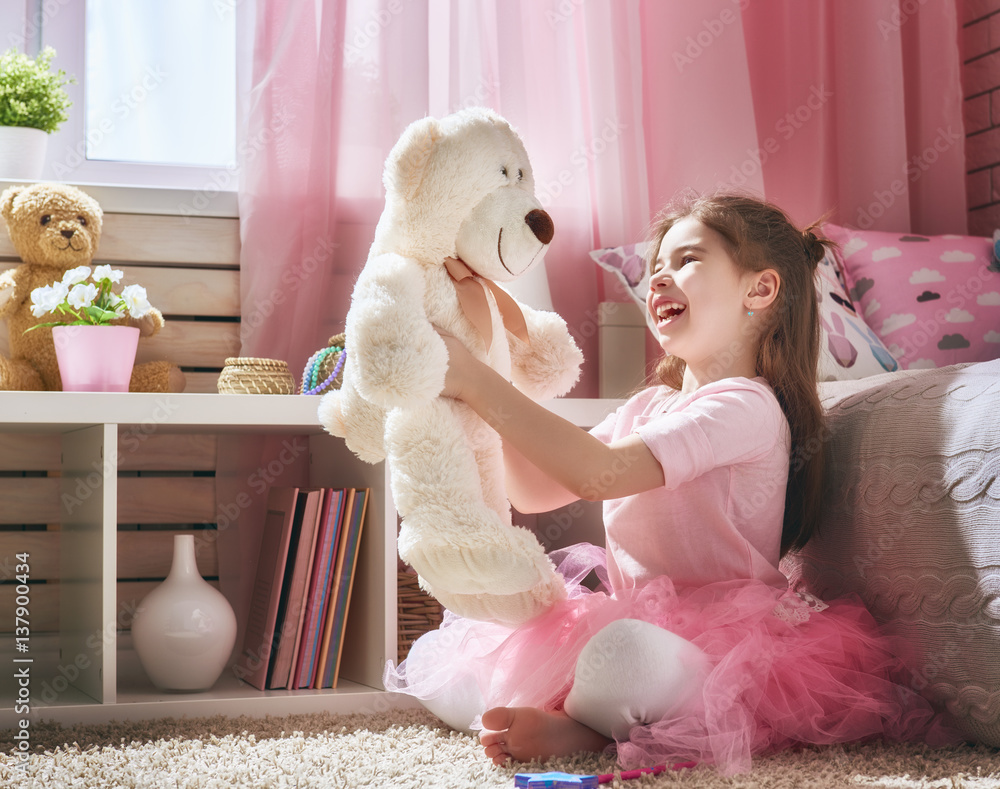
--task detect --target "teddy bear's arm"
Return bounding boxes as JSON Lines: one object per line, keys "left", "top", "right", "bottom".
{"left": 507, "top": 303, "right": 584, "bottom": 401}
{"left": 349, "top": 253, "right": 449, "bottom": 407}
{"left": 119, "top": 307, "right": 165, "bottom": 338}
{"left": 0, "top": 266, "right": 26, "bottom": 320}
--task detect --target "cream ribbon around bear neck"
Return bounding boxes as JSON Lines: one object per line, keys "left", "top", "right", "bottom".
{"left": 444, "top": 256, "right": 529, "bottom": 351}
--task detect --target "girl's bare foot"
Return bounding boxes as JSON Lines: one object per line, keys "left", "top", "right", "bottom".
{"left": 479, "top": 706, "right": 612, "bottom": 766}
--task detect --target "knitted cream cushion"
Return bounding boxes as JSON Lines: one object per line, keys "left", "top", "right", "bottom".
{"left": 782, "top": 360, "right": 1000, "bottom": 746}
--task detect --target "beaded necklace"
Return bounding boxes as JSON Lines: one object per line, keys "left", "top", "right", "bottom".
{"left": 300, "top": 344, "right": 346, "bottom": 395}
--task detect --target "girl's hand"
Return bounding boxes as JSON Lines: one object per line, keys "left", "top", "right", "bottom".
{"left": 436, "top": 329, "right": 487, "bottom": 401}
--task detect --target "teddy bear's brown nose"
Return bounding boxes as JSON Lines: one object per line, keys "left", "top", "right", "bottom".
{"left": 525, "top": 209, "right": 554, "bottom": 245}
{"left": 61, "top": 230, "right": 75, "bottom": 239}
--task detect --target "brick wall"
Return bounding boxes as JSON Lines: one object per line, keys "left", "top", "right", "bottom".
{"left": 963, "top": 0, "right": 1000, "bottom": 234}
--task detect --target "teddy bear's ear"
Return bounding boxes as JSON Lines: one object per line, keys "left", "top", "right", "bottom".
{"left": 383, "top": 116, "right": 441, "bottom": 200}
{"left": 0, "top": 186, "right": 25, "bottom": 223}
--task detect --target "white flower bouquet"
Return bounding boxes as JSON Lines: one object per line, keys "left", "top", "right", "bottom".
{"left": 27, "top": 265, "right": 154, "bottom": 331}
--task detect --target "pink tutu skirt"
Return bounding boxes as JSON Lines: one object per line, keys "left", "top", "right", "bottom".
{"left": 384, "top": 544, "right": 962, "bottom": 775}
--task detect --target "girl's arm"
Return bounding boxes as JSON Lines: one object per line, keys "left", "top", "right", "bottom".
{"left": 501, "top": 439, "right": 579, "bottom": 514}
{"left": 440, "top": 333, "right": 664, "bottom": 506}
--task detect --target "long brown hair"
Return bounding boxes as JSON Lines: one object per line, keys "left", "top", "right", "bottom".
{"left": 647, "top": 192, "right": 831, "bottom": 555}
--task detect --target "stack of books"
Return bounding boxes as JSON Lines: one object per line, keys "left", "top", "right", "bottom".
{"left": 236, "top": 485, "right": 369, "bottom": 690}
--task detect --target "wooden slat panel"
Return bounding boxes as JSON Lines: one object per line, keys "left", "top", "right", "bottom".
{"left": 0, "top": 478, "right": 60, "bottom": 523}
{"left": 0, "top": 435, "right": 59, "bottom": 470}
{"left": 0, "top": 433, "right": 217, "bottom": 472}
{"left": 124, "top": 265, "right": 239, "bottom": 317}
{"left": 0, "top": 529, "right": 218, "bottom": 581}
{"left": 99, "top": 214, "right": 240, "bottom": 266}
{"left": 118, "top": 530, "right": 218, "bottom": 578}
{"left": 0, "top": 582, "right": 58, "bottom": 632}
{"left": 136, "top": 319, "right": 240, "bottom": 369}
{"left": 0, "top": 263, "right": 241, "bottom": 319}
{"left": 118, "top": 477, "right": 216, "bottom": 523}
{"left": 0, "top": 214, "right": 240, "bottom": 266}
{"left": 0, "top": 531, "right": 56, "bottom": 578}
{"left": 181, "top": 371, "right": 222, "bottom": 394}
{"left": 116, "top": 434, "right": 217, "bottom": 471}
{"left": 0, "top": 477, "right": 217, "bottom": 524}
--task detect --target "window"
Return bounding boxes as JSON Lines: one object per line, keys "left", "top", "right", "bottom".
{"left": 31, "top": 0, "right": 241, "bottom": 192}
{"left": 85, "top": 0, "right": 236, "bottom": 168}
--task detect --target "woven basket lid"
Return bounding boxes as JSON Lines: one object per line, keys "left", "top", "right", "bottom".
{"left": 218, "top": 357, "right": 295, "bottom": 395}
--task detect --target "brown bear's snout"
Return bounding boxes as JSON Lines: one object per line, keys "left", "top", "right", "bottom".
{"left": 60, "top": 229, "right": 75, "bottom": 239}
{"left": 525, "top": 209, "right": 554, "bottom": 245}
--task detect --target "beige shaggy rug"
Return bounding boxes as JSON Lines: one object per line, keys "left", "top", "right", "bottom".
{"left": 1, "top": 708, "right": 999, "bottom": 789}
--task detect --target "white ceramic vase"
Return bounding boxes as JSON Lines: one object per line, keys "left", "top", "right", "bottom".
{"left": 132, "top": 534, "right": 237, "bottom": 692}
{"left": 0, "top": 126, "right": 48, "bottom": 180}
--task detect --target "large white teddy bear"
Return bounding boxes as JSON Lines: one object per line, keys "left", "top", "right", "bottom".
{"left": 319, "top": 108, "right": 583, "bottom": 626}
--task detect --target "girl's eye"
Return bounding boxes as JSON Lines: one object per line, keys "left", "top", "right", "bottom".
{"left": 680, "top": 255, "right": 696, "bottom": 267}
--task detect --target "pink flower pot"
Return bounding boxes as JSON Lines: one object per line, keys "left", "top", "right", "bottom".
{"left": 52, "top": 325, "right": 140, "bottom": 392}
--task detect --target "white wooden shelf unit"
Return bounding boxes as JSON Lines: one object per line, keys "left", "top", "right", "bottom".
{"left": 0, "top": 391, "right": 619, "bottom": 726}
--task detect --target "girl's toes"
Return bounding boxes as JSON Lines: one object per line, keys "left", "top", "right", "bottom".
{"left": 481, "top": 706, "right": 516, "bottom": 732}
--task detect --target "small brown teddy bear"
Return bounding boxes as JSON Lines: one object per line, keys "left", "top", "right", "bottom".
{"left": 0, "top": 183, "right": 185, "bottom": 392}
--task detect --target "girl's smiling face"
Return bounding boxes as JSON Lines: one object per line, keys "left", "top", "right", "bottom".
{"left": 647, "top": 216, "right": 764, "bottom": 389}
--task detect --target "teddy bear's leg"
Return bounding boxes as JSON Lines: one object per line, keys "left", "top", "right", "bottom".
{"left": 388, "top": 398, "right": 566, "bottom": 624}
{"left": 129, "top": 361, "right": 186, "bottom": 393}
{"left": 0, "top": 355, "right": 45, "bottom": 390}
{"left": 429, "top": 577, "right": 567, "bottom": 626}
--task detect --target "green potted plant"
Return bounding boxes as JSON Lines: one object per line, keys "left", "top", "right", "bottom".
{"left": 0, "top": 46, "right": 74, "bottom": 179}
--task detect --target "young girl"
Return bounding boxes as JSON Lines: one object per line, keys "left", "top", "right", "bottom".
{"left": 383, "top": 193, "right": 959, "bottom": 775}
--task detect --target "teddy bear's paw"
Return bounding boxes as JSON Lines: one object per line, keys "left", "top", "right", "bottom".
{"left": 318, "top": 390, "right": 348, "bottom": 436}
{"left": 0, "top": 355, "right": 45, "bottom": 391}
{"left": 319, "top": 388, "right": 387, "bottom": 463}
{"left": 426, "top": 574, "right": 568, "bottom": 626}
{"left": 168, "top": 366, "right": 187, "bottom": 393}
{"left": 398, "top": 519, "right": 560, "bottom": 597}
{"left": 509, "top": 312, "right": 584, "bottom": 400}
{"left": 0, "top": 280, "right": 15, "bottom": 313}
{"left": 128, "top": 361, "right": 183, "bottom": 393}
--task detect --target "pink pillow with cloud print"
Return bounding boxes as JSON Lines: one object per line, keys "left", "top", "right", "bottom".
{"left": 590, "top": 241, "right": 899, "bottom": 380}
{"left": 823, "top": 223, "right": 1000, "bottom": 370}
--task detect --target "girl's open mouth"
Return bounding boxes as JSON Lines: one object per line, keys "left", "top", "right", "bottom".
{"left": 654, "top": 302, "right": 686, "bottom": 326}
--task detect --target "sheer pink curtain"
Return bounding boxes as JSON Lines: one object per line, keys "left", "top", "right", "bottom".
{"left": 641, "top": 0, "right": 965, "bottom": 234}
{"left": 223, "top": 0, "right": 966, "bottom": 628}
{"left": 739, "top": 0, "right": 966, "bottom": 234}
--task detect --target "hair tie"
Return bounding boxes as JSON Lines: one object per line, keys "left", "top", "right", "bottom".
{"left": 802, "top": 228, "right": 825, "bottom": 270}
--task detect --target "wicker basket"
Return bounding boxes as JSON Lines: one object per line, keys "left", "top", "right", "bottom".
{"left": 397, "top": 571, "right": 443, "bottom": 661}
{"left": 299, "top": 333, "right": 347, "bottom": 395}
{"left": 217, "top": 357, "right": 296, "bottom": 395}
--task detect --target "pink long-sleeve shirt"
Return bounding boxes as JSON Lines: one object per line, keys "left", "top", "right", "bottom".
{"left": 590, "top": 377, "right": 791, "bottom": 593}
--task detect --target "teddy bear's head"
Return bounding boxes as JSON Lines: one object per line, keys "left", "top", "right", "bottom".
{"left": 376, "top": 107, "right": 553, "bottom": 284}
{"left": 1, "top": 183, "right": 103, "bottom": 269}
